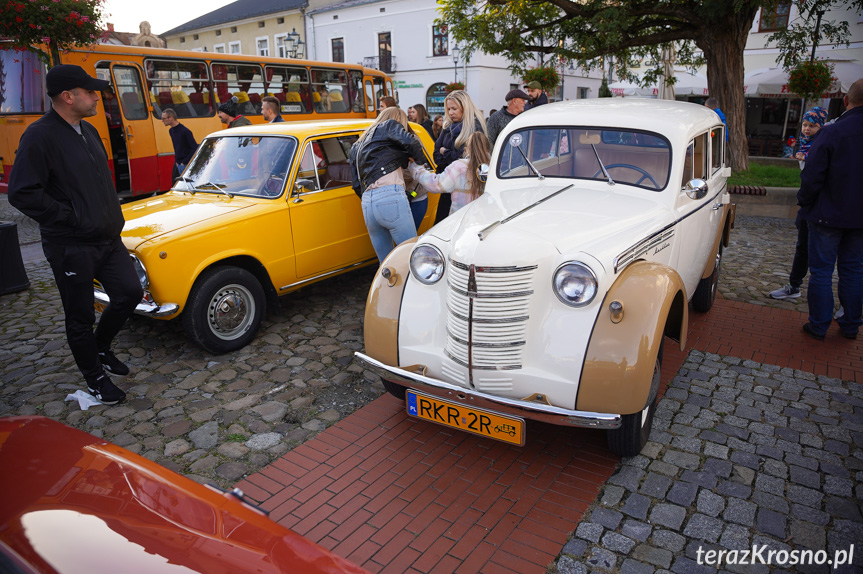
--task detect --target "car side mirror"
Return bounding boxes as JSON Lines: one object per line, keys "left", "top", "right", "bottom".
{"left": 293, "top": 178, "right": 315, "bottom": 203}
{"left": 683, "top": 178, "right": 708, "bottom": 200}
{"left": 477, "top": 164, "right": 489, "bottom": 183}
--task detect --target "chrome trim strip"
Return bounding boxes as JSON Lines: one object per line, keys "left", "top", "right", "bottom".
{"left": 613, "top": 184, "right": 727, "bottom": 274}
{"left": 279, "top": 257, "right": 377, "bottom": 291}
{"left": 447, "top": 307, "right": 528, "bottom": 324}
{"left": 444, "top": 350, "right": 522, "bottom": 370}
{"left": 355, "top": 352, "right": 621, "bottom": 429}
{"left": 450, "top": 260, "right": 538, "bottom": 273}
{"left": 448, "top": 285, "right": 534, "bottom": 299}
{"left": 94, "top": 288, "right": 179, "bottom": 318}
{"left": 446, "top": 329, "right": 525, "bottom": 349}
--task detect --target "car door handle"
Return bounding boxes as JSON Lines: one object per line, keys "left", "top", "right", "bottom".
{"left": 125, "top": 126, "right": 134, "bottom": 141}
{"left": 712, "top": 202, "right": 722, "bottom": 210}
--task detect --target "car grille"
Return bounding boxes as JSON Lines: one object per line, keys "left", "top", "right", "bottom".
{"left": 444, "top": 259, "right": 536, "bottom": 378}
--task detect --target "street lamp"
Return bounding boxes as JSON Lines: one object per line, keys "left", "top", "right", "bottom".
{"left": 280, "top": 28, "right": 304, "bottom": 59}
{"left": 452, "top": 45, "right": 460, "bottom": 83}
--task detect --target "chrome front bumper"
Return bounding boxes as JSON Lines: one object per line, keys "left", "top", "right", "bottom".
{"left": 94, "top": 287, "right": 179, "bottom": 318}
{"left": 354, "top": 352, "right": 621, "bottom": 430}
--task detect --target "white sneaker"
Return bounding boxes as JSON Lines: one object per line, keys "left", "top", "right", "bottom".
{"left": 769, "top": 284, "right": 800, "bottom": 300}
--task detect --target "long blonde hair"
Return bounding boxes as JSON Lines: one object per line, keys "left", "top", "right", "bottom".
{"left": 443, "top": 90, "right": 487, "bottom": 149}
{"left": 464, "top": 132, "right": 491, "bottom": 201}
{"left": 359, "top": 106, "right": 410, "bottom": 143}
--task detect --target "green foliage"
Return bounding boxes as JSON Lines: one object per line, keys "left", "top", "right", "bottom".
{"left": 766, "top": 0, "right": 861, "bottom": 72}
{"left": 225, "top": 434, "right": 247, "bottom": 443}
{"left": 523, "top": 66, "right": 560, "bottom": 91}
{"left": 728, "top": 163, "right": 801, "bottom": 187}
{"left": 0, "top": 0, "right": 105, "bottom": 65}
{"left": 598, "top": 77, "right": 613, "bottom": 98}
{"left": 788, "top": 60, "right": 834, "bottom": 101}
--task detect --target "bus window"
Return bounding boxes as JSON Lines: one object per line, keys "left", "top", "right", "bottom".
{"left": 364, "top": 81, "right": 375, "bottom": 113}
{"left": 311, "top": 69, "right": 349, "bottom": 113}
{"left": 348, "top": 70, "right": 364, "bottom": 113}
{"left": 211, "top": 63, "right": 265, "bottom": 116}
{"left": 386, "top": 79, "right": 395, "bottom": 103}
{"left": 0, "top": 50, "right": 48, "bottom": 113}
{"left": 113, "top": 66, "right": 149, "bottom": 121}
{"left": 264, "top": 66, "right": 311, "bottom": 114}
{"left": 373, "top": 77, "right": 385, "bottom": 104}
{"left": 145, "top": 59, "right": 212, "bottom": 119}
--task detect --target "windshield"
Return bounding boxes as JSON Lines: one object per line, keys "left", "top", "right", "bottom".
{"left": 181, "top": 136, "right": 297, "bottom": 198}
{"left": 497, "top": 127, "right": 671, "bottom": 190}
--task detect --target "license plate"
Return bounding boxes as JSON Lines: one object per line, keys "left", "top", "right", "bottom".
{"left": 406, "top": 390, "right": 525, "bottom": 445}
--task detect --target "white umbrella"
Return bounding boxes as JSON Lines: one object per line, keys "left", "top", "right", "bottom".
{"left": 744, "top": 61, "right": 863, "bottom": 98}
{"left": 609, "top": 69, "right": 707, "bottom": 98}
{"left": 657, "top": 45, "right": 676, "bottom": 101}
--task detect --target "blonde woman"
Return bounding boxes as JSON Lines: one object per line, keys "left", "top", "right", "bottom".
{"left": 349, "top": 107, "right": 425, "bottom": 262}
{"left": 409, "top": 132, "right": 491, "bottom": 217}
{"left": 432, "top": 90, "right": 487, "bottom": 223}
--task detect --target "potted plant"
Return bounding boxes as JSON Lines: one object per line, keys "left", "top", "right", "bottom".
{"left": 788, "top": 60, "right": 834, "bottom": 103}
{"left": 522, "top": 66, "right": 560, "bottom": 92}
{"left": 444, "top": 81, "right": 465, "bottom": 93}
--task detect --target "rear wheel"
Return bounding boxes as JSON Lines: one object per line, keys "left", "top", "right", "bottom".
{"left": 692, "top": 244, "right": 723, "bottom": 312}
{"left": 607, "top": 343, "right": 662, "bottom": 457}
{"left": 183, "top": 267, "right": 266, "bottom": 354}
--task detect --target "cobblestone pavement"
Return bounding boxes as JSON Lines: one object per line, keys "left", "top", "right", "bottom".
{"left": 555, "top": 350, "right": 863, "bottom": 574}
{"left": 1, "top": 190, "right": 856, "bottom": 567}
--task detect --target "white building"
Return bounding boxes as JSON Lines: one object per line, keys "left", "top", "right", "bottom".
{"left": 305, "top": 0, "right": 602, "bottom": 117}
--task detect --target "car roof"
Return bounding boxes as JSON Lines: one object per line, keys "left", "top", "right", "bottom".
{"left": 209, "top": 118, "right": 377, "bottom": 139}
{"left": 506, "top": 99, "right": 724, "bottom": 143}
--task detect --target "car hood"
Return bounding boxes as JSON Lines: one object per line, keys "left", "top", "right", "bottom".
{"left": 121, "top": 192, "right": 256, "bottom": 250}
{"left": 429, "top": 181, "right": 665, "bottom": 259}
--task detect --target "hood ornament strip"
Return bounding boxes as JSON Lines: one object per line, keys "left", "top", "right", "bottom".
{"left": 467, "top": 264, "right": 477, "bottom": 388}
{"left": 477, "top": 184, "right": 573, "bottom": 241}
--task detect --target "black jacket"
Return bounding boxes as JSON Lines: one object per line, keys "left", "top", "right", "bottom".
{"left": 798, "top": 105, "right": 863, "bottom": 229}
{"left": 433, "top": 118, "right": 484, "bottom": 174}
{"left": 8, "top": 109, "right": 124, "bottom": 245}
{"left": 349, "top": 120, "right": 425, "bottom": 196}
{"left": 169, "top": 122, "right": 198, "bottom": 165}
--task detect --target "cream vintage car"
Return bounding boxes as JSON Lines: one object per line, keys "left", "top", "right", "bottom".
{"left": 95, "top": 120, "right": 437, "bottom": 354}
{"left": 355, "top": 100, "right": 734, "bottom": 456}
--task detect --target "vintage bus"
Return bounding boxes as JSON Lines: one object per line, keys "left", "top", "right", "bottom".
{"left": 0, "top": 44, "right": 394, "bottom": 197}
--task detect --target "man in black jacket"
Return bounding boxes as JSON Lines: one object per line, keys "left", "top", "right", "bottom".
{"left": 8, "top": 65, "right": 142, "bottom": 404}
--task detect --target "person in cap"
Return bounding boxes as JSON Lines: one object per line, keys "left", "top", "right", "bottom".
{"left": 523, "top": 80, "right": 548, "bottom": 110}
{"left": 217, "top": 96, "right": 252, "bottom": 128}
{"left": 8, "top": 64, "right": 143, "bottom": 405}
{"left": 486, "top": 89, "right": 529, "bottom": 146}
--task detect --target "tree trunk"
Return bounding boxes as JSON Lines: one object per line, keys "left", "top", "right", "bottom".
{"left": 50, "top": 45, "right": 62, "bottom": 68}
{"left": 697, "top": 6, "right": 759, "bottom": 173}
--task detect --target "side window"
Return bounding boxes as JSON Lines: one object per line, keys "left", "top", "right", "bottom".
{"left": 211, "top": 63, "right": 266, "bottom": 115}
{"left": 311, "top": 69, "right": 349, "bottom": 113}
{"left": 710, "top": 126, "right": 724, "bottom": 175}
{"left": 296, "top": 135, "right": 358, "bottom": 193}
{"left": 145, "top": 59, "right": 212, "bottom": 119}
{"left": 681, "top": 142, "right": 694, "bottom": 189}
{"left": 348, "top": 70, "right": 364, "bottom": 113}
{"left": 113, "top": 65, "right": 149, "bottom": 121}
{"left": 364, "top": 81, "right": 375, "bottom": 113}
{"left": 692, "top": 132, "right": 708, "bottom": 180}
{"left": 265, "top": 66, "right": 311, "bottom": 114}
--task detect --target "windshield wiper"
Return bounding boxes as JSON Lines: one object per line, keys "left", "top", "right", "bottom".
{"left": 506, "top": 134, "right": 544, "bottom": 180}
{"left": 195, "top": 181, "right": 233, "bottom": 198}
{"left": 591, "top": 144, "right": 615, "bottom": 186}
{"left": 174, "top": 176, "right": 196, "bottom": 194}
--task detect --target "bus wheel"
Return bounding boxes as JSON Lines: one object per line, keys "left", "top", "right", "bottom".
{"left": 183, "top": 267, "right": 265, "bottom": 354}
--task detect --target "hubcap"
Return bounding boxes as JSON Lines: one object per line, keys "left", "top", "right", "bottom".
{"left": 207, "top": 284, "right": 255, "bottom": 340}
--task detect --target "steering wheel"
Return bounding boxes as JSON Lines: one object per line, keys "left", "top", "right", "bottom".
{"left": 262, "top": 174, "right": 285, "bottom": 197}
{"left": 593, "top": 163, "right": 659, "bottom": 189}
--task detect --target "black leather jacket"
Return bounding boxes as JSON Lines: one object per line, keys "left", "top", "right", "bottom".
{"left": 349, "top": 120, "right": 425, "bottom": 196}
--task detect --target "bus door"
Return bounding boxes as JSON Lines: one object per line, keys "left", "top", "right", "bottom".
{"left": 363, "top": 79, "right": 376, "bottom": 116}
{"left": 109, "top": 63, "right": 160, "bottom": 196}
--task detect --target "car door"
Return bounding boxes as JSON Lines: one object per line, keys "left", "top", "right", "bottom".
{"left": 289, "top": 134, "right": 375, "bottom": 278}
{"left": 674, "top": 130, "right": 724, "bottom": 295}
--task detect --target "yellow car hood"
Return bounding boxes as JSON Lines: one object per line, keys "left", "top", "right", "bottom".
{"left": 121, "top": 193, "right": 255, "bottom": 250}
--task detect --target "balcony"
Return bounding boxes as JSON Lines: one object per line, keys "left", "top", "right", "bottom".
{"left": 363, "top": 56, "right": 397, "bottom": 74}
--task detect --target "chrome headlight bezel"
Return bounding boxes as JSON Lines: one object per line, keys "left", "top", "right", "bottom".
{"left": 130, "top": 253, "right": 149, "bottom": 290}
{"left": 409, "top": 244, "right": 446, "bottom": 285}
{"left": 552, "top": 262, "right": 598, "bottom": 307}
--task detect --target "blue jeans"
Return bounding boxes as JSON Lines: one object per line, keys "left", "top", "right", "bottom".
{"left": 361, "top": 184, "right": 417, "bottom": 263}
{"left": 806, "top": 223, "right": 863, "bottom": 336}
{"left": 410, "top": 197, "right": 428, "bottom": 231}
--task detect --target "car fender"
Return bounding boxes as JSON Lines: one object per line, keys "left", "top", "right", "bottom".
{"left": 700, "top": 202, "right": 735, "bottom": 279}
{"left": 576, "top": 261, "right": 687, "bottom": 415}
{"left": 363, "top": 238, "right": 418, "bottom": 367}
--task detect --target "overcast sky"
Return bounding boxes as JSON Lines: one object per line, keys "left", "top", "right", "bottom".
{"left": 101, "top": 0, "right": 235, "bottom": 36}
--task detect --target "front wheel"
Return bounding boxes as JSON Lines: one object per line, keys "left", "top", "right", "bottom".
{"left": 182, "top": 267, "right": 266, "bottom": 354}
{"left": 606, "top": 345, "right": 661, "bottom": 457}
{"left": 382, "top": 379, "right": 407, "bottom": 400}
{"left": 692, "top": 244, "right": 723, "bottom": 312}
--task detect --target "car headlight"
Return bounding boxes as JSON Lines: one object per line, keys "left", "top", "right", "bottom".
{"left": 410, "top": 244, "right": 445, "bottom": 284}
{"left": 553, "top": 262, "right": 597, "bottom": 307}
{"left": 130, "top": 254, "right": 149, "bottom": 290}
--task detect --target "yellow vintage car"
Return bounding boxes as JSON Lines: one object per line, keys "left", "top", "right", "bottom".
{"left": 95, "top": 119, "right": 437, "bottom": 353}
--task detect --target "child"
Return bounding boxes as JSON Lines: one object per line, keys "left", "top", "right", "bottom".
{"left": 794, "top": 106, "right": 828, "bottom": 168}
{"left": 768, "top": 106, "right": 829, "bottom": 301}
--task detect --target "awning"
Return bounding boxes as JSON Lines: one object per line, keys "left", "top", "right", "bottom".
{"left": 609, "top": 70, "right": 708, "bottom": 98}
{"left": 743, "top": 61, "right": 863, "bottom": 98}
